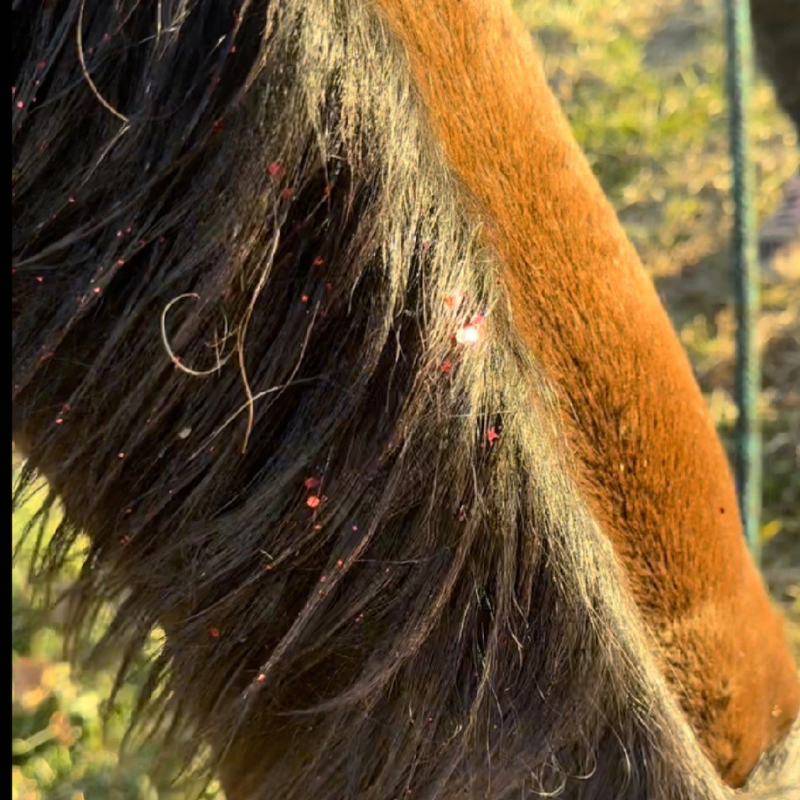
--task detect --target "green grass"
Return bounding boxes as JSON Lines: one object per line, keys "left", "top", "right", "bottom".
{"left": 12, "top": 477, "right": 222, "bottom": 800}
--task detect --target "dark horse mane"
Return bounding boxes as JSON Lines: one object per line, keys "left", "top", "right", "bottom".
{"left": 10, "top": 1, "right": 796, "bottom": 798}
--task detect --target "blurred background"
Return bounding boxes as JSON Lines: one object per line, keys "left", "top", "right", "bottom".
{"left": 12, "top": 0, "right": 799, "bottom": 798}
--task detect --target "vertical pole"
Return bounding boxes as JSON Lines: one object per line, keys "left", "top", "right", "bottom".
{"left": 723, "top": 0, "right": 761, "bottom": 565}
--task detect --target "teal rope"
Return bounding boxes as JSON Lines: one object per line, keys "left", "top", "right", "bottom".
{"left": 723, "top": 0, "right": 761, "bottom": 565}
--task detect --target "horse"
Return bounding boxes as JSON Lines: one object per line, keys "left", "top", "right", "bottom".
{"left": 11, "top": 1, "right": 800, "bottom": 798}
{"left": 750, "top": 0, "right": 800, "bottom": 263}
{"left": 750, "top": 0, "right": 800, "bottom": 136}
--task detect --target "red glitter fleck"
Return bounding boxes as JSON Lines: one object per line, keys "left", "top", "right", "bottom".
{"left": 312, "top": 256, "right": 324, "bottom": 266}
{"left": 116, "top": 259, "right": 125, "bottom": 266}
{"left": 313, "top": 524, "right": 322, "bottom": 531}
{"left": 265, "top": 563, "right": 273, "bottom": 571}
{"left": 120, "top": 535, "right": 130, "bottom": 546}
{"left": 124, "top": 508, "right": 132, "bottom": 515}
{"left": 63, "top": 403, "right": 71, "bottom": 411}
{"left": 323, "top": 183, "right": 332, "bottom": 197}
{"left": 93, "top": 287, "right": 102, "bottom": 294}
{"left": 443, "top": 291, "right": 464, "bottom": 310}
{"left": 336, "top": 559, "right": 343, "bottom": 568}
{"left": 301, "top": 294, "right": 309, "bottom": 303}
{"left": 352, "top": 525, "right": 358, "bottom": 532}
{"left": 36, "top": 62, "right": 46, "bottom": 70}
{"left": 118, "top": 452, "right": 125, "bottom": 459}
{"left": 422, "top": 241, "right": 431, "bottom": 251}
{"left": 212, "top": 118, "right": 224, "bottom": 133}
{"left": 69, "top": 197, "right": 76, "bottom": 203}
{"left": 319, "top": 575, "right": 326, "bottom": 583}
{"left": 256, "top": 673, "right": 266, "bottom": 682}
{"left": 209, "top": 627, "right": 220, "bottom": 638}
{"left": 306, "top": 495, "right": 321, "bottom": 508}
{"left": 487, "top": 427, "right": 500, "bottom": 446}
{"left": 55, "top": 418, "right": 63, "bottom": 425}
{"left": 267, "top": 162, "right": 283, "bottom": 177}
{"left": 441, "top": 361, "right": 452, "bottom": 374}
{"left": 230, "top": 45, "right": 237, "bottom": 53}
{"left": 281, "top": 187, "right": 293, "bottom": 201}
{"left": 35, "top": 276, "right": 43, "bottom": 283}
{"left": 303, "top": 477, "right": 320, "bottom": 489}
{"left": 16, "top": 100, "right": 24, "bottom": 109}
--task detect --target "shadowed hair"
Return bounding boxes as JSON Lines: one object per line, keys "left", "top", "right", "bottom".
{"left": 10, "top": 1, "right": 797, "bottom": 798}
{"left": 750, "top": 0, "right": 800, "bottom": 134}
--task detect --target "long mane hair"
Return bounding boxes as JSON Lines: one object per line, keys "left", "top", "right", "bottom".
{"left": 11, "top": 1, "right": 796, "bottom": 798}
